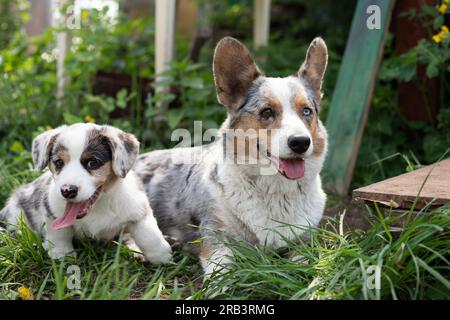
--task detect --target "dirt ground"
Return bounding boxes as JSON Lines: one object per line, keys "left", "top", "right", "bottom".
{"left": 323, "top": 196, "right": 373, "bottom": 231}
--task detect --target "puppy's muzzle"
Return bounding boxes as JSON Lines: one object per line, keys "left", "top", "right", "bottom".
{"left": 60, "top": 184, "right": 79, "bottom": 199}
{"left": 287, "top": 135, "right": 311, "bottom": 155}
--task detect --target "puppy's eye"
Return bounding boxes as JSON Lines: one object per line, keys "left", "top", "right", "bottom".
{"left": 86, "top": 159, "right": 101, "bottom": 170}
{"left": 260, "top": 108, "right": 275, "bottom": 121}
{"left": 53, "top": 159, "right": 64, "bottom": 169}
{"left": 302, "top": 107, "right": 313, "bottom": 117}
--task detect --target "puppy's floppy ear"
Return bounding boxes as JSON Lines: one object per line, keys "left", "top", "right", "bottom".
{"left": 102, "top": 126, "right": 140, "bottom": 178}
{"left": 32, "top": 126, "right": 67, "bottom": 171}
{"left": 298, "top": 37, "right": 328, "bottom": 102}
{"left": 213, "top": 37, "right": 262, "bottom": 109}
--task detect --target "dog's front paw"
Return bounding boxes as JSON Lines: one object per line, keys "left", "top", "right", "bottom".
{"left": 144, "top": 242, "right": 173, "bottom": 264}
{"left": 126, "top": 244, "right": 147, "bottom": 263}
{"left": 47, "top": 247, "right": 76, "bottom": 260}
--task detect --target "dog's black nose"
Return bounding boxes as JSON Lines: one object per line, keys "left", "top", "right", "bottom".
{"left": 288, "top": 136, "right": 311, "bottom": 154}
{"left": 61, "top": 184, "right": 78, "bottom": 199}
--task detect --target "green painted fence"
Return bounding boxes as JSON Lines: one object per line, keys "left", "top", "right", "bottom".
{"left": 323, "top": 0, "right": 396, "bottom": 196}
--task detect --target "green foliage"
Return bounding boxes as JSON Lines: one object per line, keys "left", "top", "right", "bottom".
{"left": 0, "top": 0, "right": 30, "bottom": 48}
{"left": 352, "top": 2, "right": 450, "bottom": 188}
{"left": 66, "top": 9, "right": 156, "bottom": 79}
{"left": 144, "top": 59, "right": 224, "bottom": 149}
{"left": 207, "top": 0, "right": 253, "bottom": 36}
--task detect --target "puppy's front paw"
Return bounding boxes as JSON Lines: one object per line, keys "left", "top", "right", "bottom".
{"left": 144, "top": 241, "right": 173, "bottom": 265}
{"left": 47, "top": 247, "right": 76, "bottom": 260}
{"left": 126, "top": 244, "right": 146, "bottom": 263}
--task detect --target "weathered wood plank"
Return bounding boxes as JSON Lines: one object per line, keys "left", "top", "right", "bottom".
{"left": 323, "top": 0, "right": 395, "bottom": 196}
{"left": 26, "top": 0, "right": 52, "bottom": 36}
{"left": 353, "top": 158, "right": 450, "bottom": 210}
{"left": 253, "top": 0, "right": 271, "bottom": 49}
{"left": 155, "top": 0, "right": 175, "bottom": 78}
{"left": 54, "top": 0, "right": 70, "bottom": 104}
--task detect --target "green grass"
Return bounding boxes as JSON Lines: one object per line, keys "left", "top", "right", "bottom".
{"left": 0, "top": 219, "right": 202, "bottom": 300}
{"left": 1, "top": 198, "right": 448, "bottom": 300}
{"left": 203, "top": 207, "right": 449, "bottom": 300}
{"left": 0, "top": 152, "right": 449, "bottom": 300}
{"left": 0, "top": 153, "right": 449, "bottom": 300}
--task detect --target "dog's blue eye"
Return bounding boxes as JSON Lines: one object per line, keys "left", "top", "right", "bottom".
{"left": 302, "top": 107, "right": 312, "bottom": 117}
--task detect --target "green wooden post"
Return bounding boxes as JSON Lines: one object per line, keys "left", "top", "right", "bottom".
{"left": 323, "top": 0, "right": 396, "bottom": 196}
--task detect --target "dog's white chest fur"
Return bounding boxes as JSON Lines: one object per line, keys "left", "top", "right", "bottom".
{"left": 73, "top": 197, "right": 128, "bottom": 240}
{"left": 214, "top": 163, "right": 326, "bottom": 248}
{"left": 48, "top": 173, "right": 147, "bottom": 240}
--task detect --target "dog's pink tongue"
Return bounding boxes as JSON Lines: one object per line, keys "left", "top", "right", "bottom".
{"left": 279, "top": 158, "right": 305, "bottom": 180}
{"left": 52, "top": 202, "right": 87, "bottom": 231}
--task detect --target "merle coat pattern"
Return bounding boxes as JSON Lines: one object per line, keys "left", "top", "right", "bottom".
{"left": 135, "top": 37, "right": 329, "bottom": 275}
{"left": 1, "top": 123, "right": 172, "bottom": 264}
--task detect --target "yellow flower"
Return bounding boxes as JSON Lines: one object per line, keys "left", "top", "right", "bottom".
{"left": 439, "top": 3, "right": 447, "bottom": 14}
{"left": 45, "top": 125, "right": 53, "bottom": 131}
{"left": 433, "top": 34, "right": 442, "bottom": 43}
{"left": 81, "top": 10, "right": 89, "bottom": 18}
{"left": 441, "top": 25, "right": 449, "bottom": 33}
{"left": 84, "top": 115, "right": 95, "bottom": 123}
{"left": 4, "top": 63, "right": 12, "bottom": 72}
{"left": 18, "top": 286, "right": 34, "bottom": 300}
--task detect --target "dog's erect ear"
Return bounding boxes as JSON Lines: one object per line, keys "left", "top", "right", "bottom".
{"left": 102, "top": 126, "right": 140, "bottom": 178}
{"left": 213, "top": 37, "right": 262, "bottom": 109}
{"left": 32, "top": 126, "right": 67, "bottom": 171}
{"left": 298, "top": 37, "right": 328, "bottom": 101}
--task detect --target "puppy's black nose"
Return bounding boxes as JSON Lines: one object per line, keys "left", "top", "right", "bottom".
{"left": 61, "top": 184, "right": 78, "bottom": 199}
{"left": 288, "top": 136, "right": 311, "bottom": 154}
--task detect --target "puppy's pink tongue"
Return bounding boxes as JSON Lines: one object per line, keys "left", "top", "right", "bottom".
{"left": 52, "top": 201, "right": 87, "bottom": 231}
{"left": 279, "top": 158, "right": 305, "bottom": 180}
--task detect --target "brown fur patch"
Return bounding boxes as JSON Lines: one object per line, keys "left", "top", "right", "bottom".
{"left": 213, "top": 37, "right": 262, "bottom": 108}
{"left": 311, "top": 122, "right": 326, "bottom": 157}
{"left": 91, "top": 161, "right": 117, "bottom": 190}
{"left": 200, "top": 242, "right": 212, "bottom": 259}
{"left": 211, "top": 215, "right": 226, "bottom": 229}
{"left": 298, "top": 37, "right": 328, "bottom": 100}
{"left": 81, "top": 129, "right": 116, "bottom": 188}
{"left": 229, "top": 96, "right": 283, "bottom": 161}
{"left": 294, "top": 94, "right": 314, "bottom": 128}
{"left": 118, "top": 133, "right": 138, "bottom": 155}
{"left": 294, "top": 95, "right": 309, "bottom": 113}
{"left": 293, "top": 93, "right": 326, "bottom": 157}
{"left": 49, "top": 143, "right": 69, "bottom": 174}
{"left": 55, "top": 145, "right": 70, "bottom": 162}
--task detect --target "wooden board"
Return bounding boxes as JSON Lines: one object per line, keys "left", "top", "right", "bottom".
{"left": 253, "top": 0, "right": 271, "bottom": 49}
{"left": 155, "top": 0, "right": 175, "bottom": 78}
{"left": 353, "top": 158, "right": 450, "bottom": 210}
{"left": 323, "top": 0, "right": 395, "bottom": 196}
